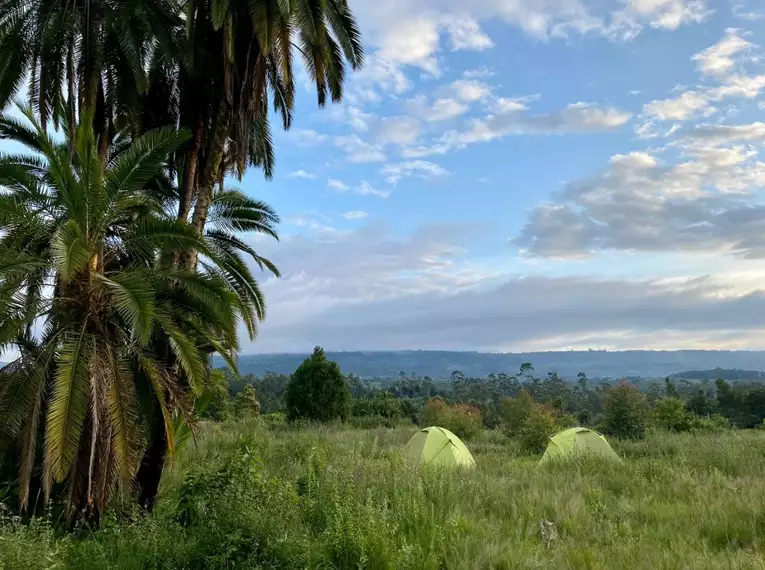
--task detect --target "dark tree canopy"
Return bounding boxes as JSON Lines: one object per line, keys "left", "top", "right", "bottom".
{"left": 601, "top": 381, "right": 649, "bottom": 440}
{"left": 285, "top": 347, "right": 350, "bottom": 423}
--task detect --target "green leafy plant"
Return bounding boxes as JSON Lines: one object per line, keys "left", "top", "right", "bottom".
{"left": 284, "top": 347, "right": 350, "bottom": 423}
{"left": 601, "top": 381, "right": 649, "bottom": 440}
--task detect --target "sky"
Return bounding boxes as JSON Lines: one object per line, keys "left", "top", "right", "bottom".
{"left": 238, "top": 0, "right": 765, "bottom": 354}
{"left": 10, "top": 1, "right": 765, "bottom": 355}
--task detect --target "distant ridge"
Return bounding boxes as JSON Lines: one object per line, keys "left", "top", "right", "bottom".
{"left": 218, "top": 350, "right": 765, "bottom": 380}
{"left": 670, "top": 368, "right": 765, "bottom": 381}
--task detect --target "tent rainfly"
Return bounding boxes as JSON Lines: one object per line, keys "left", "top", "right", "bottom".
{"left": 403, "top": 426, "right": 476, "bottom": 468}
{"left": 539, "top": 427, "right": 621, "bottom": 465}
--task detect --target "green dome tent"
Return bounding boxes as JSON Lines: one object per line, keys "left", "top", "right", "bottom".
{"left": 404, "top": 426, "right": 476, "bottom": 468}
{"left": 539, "top": 427, "right": 620, "bottom": 465}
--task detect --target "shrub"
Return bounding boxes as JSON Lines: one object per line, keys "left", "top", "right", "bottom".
{"left": 398, "top": 397, "right": 421, "bottom": 423}
{"left": 689, "top": 413, "right": 730, "bottom": 432}
{"left": 518, "top": 405, "right": 557, "bottom": 454}
{"left": 199, "top": 369, "right": 232, "bottom": 422}
{"left": 371, "top": 391, "right": 402, "bottom": 419}
{"left": 235, "top": 384, "right": 261, "bottom": 416}
{"left": 500, "top": 390, "right": 535, "bottom": 435}
{"left": 284, "top": 347, "right": 350, "bottom": 423}
{"left": 444, "top": 404, "right": 483, "bottom": 440}
{"left": 422, "top": 397, "right": 449, "bottom": 426}
{"left": 652, "top": 397, "right": 691, "bottom": 432}
{"left": 601, "top": 381, "right": 648, "bottom": 440}
{"left": 421, "top": 399, "right": 483, "bottom": 439}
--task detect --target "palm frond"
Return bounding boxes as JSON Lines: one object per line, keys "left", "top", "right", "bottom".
{"left": 94, "top": 272, "right": 156, "bottom": 346}
{"left": 105, "top": 127, "right": 190, "bottom": 198}
{"left": 51, "top": 220, "right": 92, "bottom": 280}
{"left": 105, "top": 346, "right": 140, "bottom": 484}
{"left": 154, "top": 306, "right": 205, "bottom": 393}
{"left": 44, "top": 326, "right": 92, "bottom": 488}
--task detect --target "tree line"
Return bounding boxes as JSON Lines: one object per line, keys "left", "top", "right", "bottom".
{"left": 214, "top": 351, "right": 765, "bottom": 447}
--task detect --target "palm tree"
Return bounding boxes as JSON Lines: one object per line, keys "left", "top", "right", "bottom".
{"left": 172, "top": 0, "right": 364, "bottom": 267}
{"left": 0, "top": 106, "right": 278, "bottom": 519}
{"left": 0, "top": 0, "right": 180, "bottom": 162}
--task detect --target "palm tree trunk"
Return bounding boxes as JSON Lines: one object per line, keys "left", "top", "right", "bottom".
{"left": 134, "top": 415, "right": 168, "bottom": 513}
{"left": 178, "top": 118, "right": 204, "bottom": 222}
{"left": 95, "top": 80, "right": 109, "bottom": 170}
{"left": 187, "top": 99, "right": 230, "bottom": 269}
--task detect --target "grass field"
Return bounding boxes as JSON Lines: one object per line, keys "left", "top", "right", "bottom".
{"left": 2, "top": 419, "right": 765, "bottom": 569}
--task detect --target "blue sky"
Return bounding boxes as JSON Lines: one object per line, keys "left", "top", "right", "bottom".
{"left": 239, "top": 0, "right": 765, "bottom": 353}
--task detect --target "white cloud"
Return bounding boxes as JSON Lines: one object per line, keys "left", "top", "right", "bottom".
{"left": 327, "top": 178, "right": 350, "bottom": 191}
{"left": 288, "top": 169, "right": 316, "bottom": 179}
{"left": 642, "top": 90, "right": 716, "bottom": 121}
{"left": 356, "top": 181, "right": 391, "bottom": 198}
{"left": 348, "top": 54, "right": 412, "bottom": 101}
{"left": 491, "top": 97, "right": 532, "bottom": 114}
{"left": 334, "top": 135, "right": 387, "bottom": 163}
{"left": 286, "top": 215, "right": 342, "bottom": 236}
{"left": 451, "top": 79, "right": 491, "bottom": 102}
{"left": 441, "top": 101, "right": 631, "bottom": 150}
{"left": 345, "top": 106, "right": 372, "bottom": 132}
{"left": 382, "top": 160, "right": 448, "bottom": 184}
{"left": 327, "top": 178, "right": 390, "bottom": 198}
{"left": 347, "top": 0, "right": 711, "bottom": 105}
{"left": 706, "top": 73, "right": 765, "bottom": 100}
{"left": 731, "top": 0, "right": 765, "bottom": 21}
{"left": 463, "top": 67, "right": 496, "bottom": 79}
{"left": 516, "top": 141, "right": 765, "bottom": 258}
{"left": 377, "top": 116, "right": 422, "bottom": 145}
{"left": 429, "top": 98, "right": 470, "bottom": 121}
{"left": 408, "top": 95, "right": 469, "bottom": 122}
{"left": 398, "top": 99, "right": 630, "bottom": 158}
{"left": 343, "top": 210, "right": 370, "bottom": 220}
{"left": 623, "top": 0, "right": 711, "bottom": 31}
{"left": 442, "top": 15, "right": 494, "bottom": 51}
{"left": 378, "top": 17, "right": 441, "bottom": 75}
{"left": 683, "top": 122, "right": 765, "bottom": 144}
{"left": 288, "top": 129, "right": 328, "bottom": 147}
{"left": 247, "top": 223, "right": 765, "bottom": 353}
{"left": 692, "top": 28, "right": 751, "bottom": 78}
{"left": 638, "top": 29, "right": 765, "bottom": 131}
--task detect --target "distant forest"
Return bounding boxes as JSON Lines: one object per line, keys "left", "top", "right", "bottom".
{"left": 218, "top": 350, "right": 765, "bottom": 380}
{"left": 670, "top": 368, "right": 765, "bottom": 381}
{"left": 217, "top": 361, "right": 765, "bottom": 432}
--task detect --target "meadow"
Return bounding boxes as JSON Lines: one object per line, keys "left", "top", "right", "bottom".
{"left": 1, "top": 418, "right": 765, "bottom": 569}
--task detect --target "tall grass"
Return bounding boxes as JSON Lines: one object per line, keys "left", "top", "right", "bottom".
{"left": 1, "top": 420, "right": 765, "bottom": 569}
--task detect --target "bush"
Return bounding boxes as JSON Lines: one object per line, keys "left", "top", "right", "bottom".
{"left": 371, "top": 391, "right": 402, "bottom": 419}
{"left": 235, "top": 385, "right": 261, "bottom": 417}
{"left": 652, "top": 397, "right": 691, "bottom": 432}
{"left": 601, "top": 381, "right": 648, "bottom": 440}
{"left": 421, "top": 398, "right": 483, "bottom": 439}
{"left": 690, "top": 413, "right": 730, "bottom": 432}
{"left": 518, "top": 405, "right": 557, "bottom": 454}
{"left": 500, "top": 390, "right": 535, "bottom": 436}
{"left": 444, "top": 404, "right": 483, "bottom": 440}
{"left": 284, "top": 347, "right": 350, "bottom": 423}
{"left": 199, "top": 369, "right": 232, "bottom": 422}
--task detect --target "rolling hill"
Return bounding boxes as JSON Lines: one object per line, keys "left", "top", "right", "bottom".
{"left": 219, "top": 350, "right": 765, "bottom": 380}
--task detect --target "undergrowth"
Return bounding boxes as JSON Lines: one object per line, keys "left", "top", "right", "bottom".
{"left": 1, "top": 419, "right": 765, "bottom": 569}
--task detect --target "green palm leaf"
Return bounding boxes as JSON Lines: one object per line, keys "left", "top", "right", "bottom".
{"left": 94, "top": 272, "right": 156, "bottom": 346}
{"left": 51, "top": 220, "right": 92, "bottom": 280}
{"left": 154, "top": 306, "right": 206, "bottom": 393}
{"left": 105, "top": 127, "right": 190, "bottom": 198}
